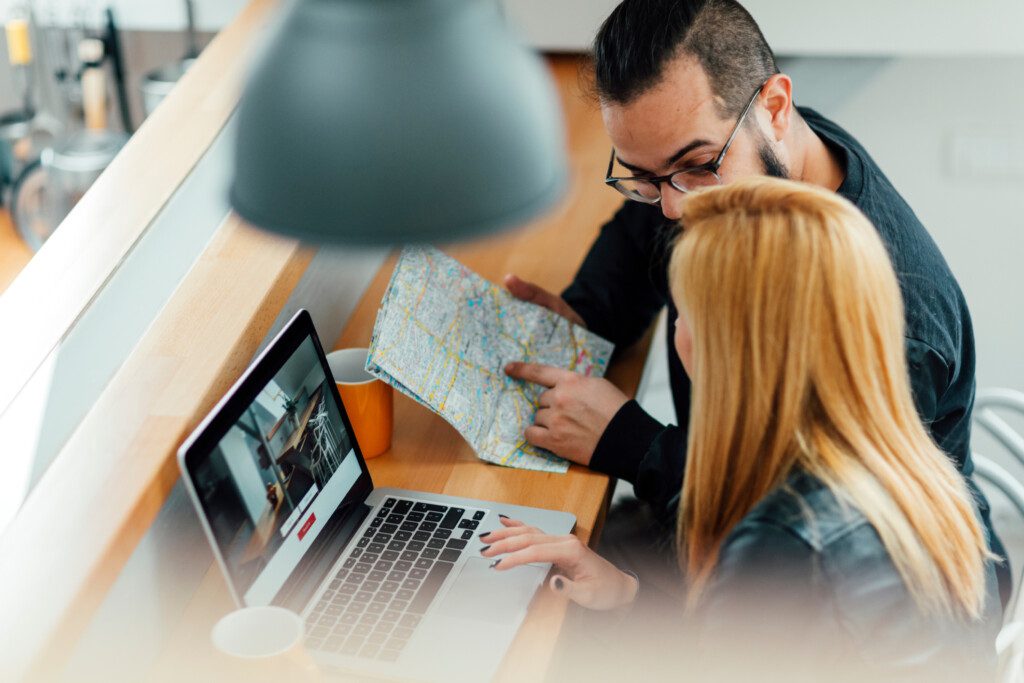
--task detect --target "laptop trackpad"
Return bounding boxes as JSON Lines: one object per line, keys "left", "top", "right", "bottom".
{"left": 434, "top": 558, "right": 546, "bottom": 624}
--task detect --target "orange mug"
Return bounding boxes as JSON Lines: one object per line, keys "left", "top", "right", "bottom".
{"left": 326, "top": 348, "right": 393, "bottom": 459}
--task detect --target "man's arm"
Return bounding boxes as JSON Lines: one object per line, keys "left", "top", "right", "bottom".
{"left": 561, "top": 200, "right": 671, "bottom": 348}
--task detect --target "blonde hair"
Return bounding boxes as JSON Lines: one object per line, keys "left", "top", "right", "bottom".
{"left": 670, "top": 177, "right": 989, "bottom": 619}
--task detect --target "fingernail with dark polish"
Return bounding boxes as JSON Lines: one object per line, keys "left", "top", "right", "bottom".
{"left": 480, "top": 545, "right": 491, "bottom": 553}
{"left": 498, "top": 514, "right": 509, "bottom": 520}
{"left": 489, "top": 559, "right": 501, "bottom": 569}
{"left": 479, "top": 532, "right": 490, "bottom": 539}
{"left": 553, "top": 577, "right": 564, "bottom": 591}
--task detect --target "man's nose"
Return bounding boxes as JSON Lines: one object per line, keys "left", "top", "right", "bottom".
{"left": 660, "top": 183, "right": 686, "bottom": 221}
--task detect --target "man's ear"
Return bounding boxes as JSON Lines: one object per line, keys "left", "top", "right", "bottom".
{"left": 760, "top": 74, "right": 793, "bottom": 142}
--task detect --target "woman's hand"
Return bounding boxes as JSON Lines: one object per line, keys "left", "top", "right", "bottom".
{"left": 480, "top": 516, "right": 638, "bottom": 611}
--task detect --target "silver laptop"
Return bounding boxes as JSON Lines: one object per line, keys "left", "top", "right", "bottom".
{"left": 177, "top": 309, "right": 575, "bottom": 682}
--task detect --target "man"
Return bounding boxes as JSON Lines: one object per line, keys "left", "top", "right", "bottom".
{"left": 503, "top": 0, "right": 1010, "bottom": 605}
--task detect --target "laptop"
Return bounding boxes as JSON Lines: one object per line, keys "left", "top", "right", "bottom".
{"left": 178, "top": 309, "right": 575, "bottom": 682}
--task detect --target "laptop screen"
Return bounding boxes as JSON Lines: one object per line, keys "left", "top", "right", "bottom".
{"left": 185, "top": 328, "right": 366, "bottom": 606}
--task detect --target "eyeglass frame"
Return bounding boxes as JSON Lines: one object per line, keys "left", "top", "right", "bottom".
{"left": 603, "top": 79, "right": 770, "bottom": 204}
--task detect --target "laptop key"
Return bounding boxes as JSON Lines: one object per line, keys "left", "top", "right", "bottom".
{"left": 380, "top": 610, "right": 401, "bottom": 623}
{"left": 418, "top": 521, "right": 437, "bottom": 532}
{"left": 439, "top": 508, "right": 465, "bottom": 530}
{"left": 375, "top": 619, "right": 396, "bottom": 634}
{"left": 387, "top": 514, "right": 404, "bottom": 525}
{"left": 377, "top": 507, "right": 390, "bottom": 518}
{"left": 402, "top": 578, "right": 422, "bottom": 590}
{"left": 406, "top": 512, "right": 424, "bottom": 523}
{"left": 458, "top": 519, "right": 479, "bottom": 530}
{"left": 432, "top": 529, "right": 452, "bottom": 539}
{"left": 375, "top": 534, "right": 392, "bottom": 545}
{"left": 400, "top": 551, "right": 418, "bottom": 562}
{"left": 396, "top": 588, "right": 415, "bottom": 601}
{"left": 395, "top": 560, "right": 413, "bottom": 571}
{"left": 406, "top": 541, "right": 425, "bottom": 552}
{"left": 367, "top": 543, "right": 385, "bottom": 554}
{"left": 384, "top": 498, "right": 397, "bottom": 508}
{"left": 395, "top": 531, "right": 413, "bottom": 542}
{"left": 412, "top": 531, "right": 431, "bottom": 542}
{"left": 399, "top": 613, "right": 422, "bottom": 629}
{"left": 350, "top": 548, "right": 363, "bottom": 558}
{"left": 414, "top": 558, "right": 433, "bottom": 569}
{"left": 382, "top": 550, "right": 399, "bottom": 561}
{"left": 343, "top": 557, "right": 357, "bottom": 569}
{"left": 400, "top": 521, "right": 418, "bottom": 532}
{"left": 370, "top": 517, "right": 383, "bottom": 527}
{"left": 447, "top": 538, "right": 468, "bottom": 550}
{"left": 421, "top": 549, "right": 439, "bottom": 560}
{"left": 380, "top": 523, "right": 398, "bottom": 535}
{"left": 375, "top": 561, "right": 393, "bottom": 572}
{"left": 311, "top": 625, "right": 330, "bottom": 638}
{"left": 413, "top": 502, "right": 446, "bottom": 513}
{"left": 340, "top": 613, "right": 360, "bottom": 625}
{"left": 409, "top": 568, "right": 428, "bottom": 580}
{"left": 355, "top": 591, "right": 374, "bottom": 603}
{"left": 388, "top": 541, "right": 405, "bottom": 552}
{"left": 354, "top": 563, "right": 373, "bottom": 574}
{"left": 381, "top": 580, "right": 401, "bottom": 592}
{"left": 385, "top": 637, "right": 408, "bottom": 651}
{"left": 394, "top": 500, "right": 413, "bottom": 514}
{"left": 324, "top": 634, "right": 345, "bottom": 651}
{"left": 307, "top": 636, "right": 325, "bottom": 650}
{"left": 387, "top": 571, "right": 406, "bottom": 583}
{"left": 438, "top": 548, "right": 462, "bottom": 563}
{"left": 366, "top": 602, "right": 385, "bottom": 614}
{"left": 361, "top": 553, "right": 379, "bottom": 565}
{"left": 368, "top": 570, "right": 387, "bottom": 582}
{"left": 461, "top": 529, "right": 474, "bottom": 540}
{"left": 356, "top": 537, "right": 370, "bottom": 548}
{"left": 360, "top": 612, "right": 379, "bottom": 625}
{"left": 426, "top": 538, "right": 445, "bottom": 549}
{"left": 349, "top": 602, "right": 368, "bottom": 614}
{"left": 425, "top": 511, "right": 444, "bottom": 522}
{"left": 392, "top": 626, "right": 414, "bottom": 640}
{"left": 353, "top": 623, "right": 373, "bottom": 637}
{"left": 473, "top": 510, "right": 486, "bottom": 521}
{"left": 407, "top": 561, "right": 455, "bottom": 615}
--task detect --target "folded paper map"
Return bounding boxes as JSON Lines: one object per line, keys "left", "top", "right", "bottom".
{"left": 366, "top": 247, "right": 615, "bottom": 473}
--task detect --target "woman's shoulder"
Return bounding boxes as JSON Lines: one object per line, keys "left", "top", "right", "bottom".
{"left": 708, "top": 471, "right": 1000, "bottom": 679}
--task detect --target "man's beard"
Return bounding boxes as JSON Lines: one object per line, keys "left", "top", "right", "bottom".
{"left": 759, "top": 137, "right": 790, "bottom": 179}
{"left": 759, "top": 140, "right": 790, "bottom": 179}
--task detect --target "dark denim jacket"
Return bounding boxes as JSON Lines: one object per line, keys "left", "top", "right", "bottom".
{"left": 695, "top": 471, "right": 1002, "bottom": 682}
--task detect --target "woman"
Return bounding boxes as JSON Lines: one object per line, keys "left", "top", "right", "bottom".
{"left": 488, "top": 177, "right": 1000, "bottom": 680}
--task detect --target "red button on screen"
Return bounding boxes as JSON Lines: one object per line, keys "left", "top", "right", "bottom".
{"left": 298, "top": 512, "right": 316, "bottom": 540}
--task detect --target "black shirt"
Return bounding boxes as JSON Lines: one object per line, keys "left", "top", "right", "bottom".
{"left": 562, "top": 107, "right": 1007, "bottom": 594}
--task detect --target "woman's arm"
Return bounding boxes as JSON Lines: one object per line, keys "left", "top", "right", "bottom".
{"left": 481, "top": 516, "right": 639, "bottom": 610}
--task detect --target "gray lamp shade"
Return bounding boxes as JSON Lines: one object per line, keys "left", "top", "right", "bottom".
{"left": 229, "top": 0, "right": 569, "bottom": 245}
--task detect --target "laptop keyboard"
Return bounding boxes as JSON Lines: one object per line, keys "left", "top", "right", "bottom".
{"left": 304, "top": 497, "right": 486, "bottom": 662}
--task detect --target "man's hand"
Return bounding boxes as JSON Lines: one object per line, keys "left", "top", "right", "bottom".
{"left": 505, "top": 361, "right": 628, "bottom": 466}
{"left": 504, "top": 274, "right": 586, "bottom": 328}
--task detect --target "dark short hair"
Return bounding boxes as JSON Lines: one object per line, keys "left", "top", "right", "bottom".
{"left": 593, "top": 0, "right": 779, "bottom": 118}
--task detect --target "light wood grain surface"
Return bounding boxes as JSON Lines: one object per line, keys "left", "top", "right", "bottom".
{"left": 149, "top": 55, "right": 650, "bottom": 683}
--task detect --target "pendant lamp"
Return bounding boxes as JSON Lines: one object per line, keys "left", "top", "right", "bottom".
{"left": 229, "top": 0, "right": 568, "bottom": 245}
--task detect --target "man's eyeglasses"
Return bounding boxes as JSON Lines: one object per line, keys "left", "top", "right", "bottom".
{"left": 604, "top": 80, "right": 768, "bottom": 205}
